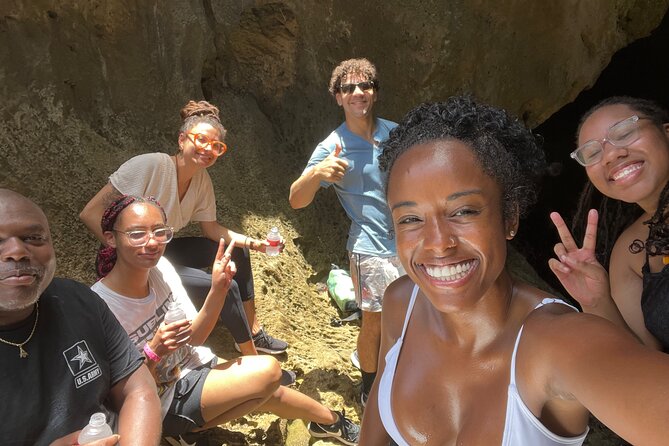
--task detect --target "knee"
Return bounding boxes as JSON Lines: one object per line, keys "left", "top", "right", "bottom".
{"left": 242, "top": 356, "right": 282, "bottom": 396}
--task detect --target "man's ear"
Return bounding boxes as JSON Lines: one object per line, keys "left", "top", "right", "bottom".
{"left": 335, "top": 93, "right": 343, "bottom": 107}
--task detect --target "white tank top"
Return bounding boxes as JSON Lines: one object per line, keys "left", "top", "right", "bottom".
{"left": 378, "top": 285, "right": 589, "bottom": 445}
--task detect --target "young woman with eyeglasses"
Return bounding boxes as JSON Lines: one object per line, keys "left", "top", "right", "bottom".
{"left": 81, "top": 100, "right": 288, "bottom": 358}
{"left": 549, "top": 96, "right": 669, "bottom": 352}
{"left": 91, "top": 195, "right": 360, "bottom": 444}
{"left": 358, "top": 96, "right": 669, "bottom": 446}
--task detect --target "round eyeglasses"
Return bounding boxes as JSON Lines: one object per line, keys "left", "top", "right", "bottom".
{"left": 114, "top": 227, "right": 174, "bottom": 247}
{"left": 570, "top": 115, "right": 650, "bottom": 167}
{"left": 187, "top": 133, "right": 228, "bottom": 157}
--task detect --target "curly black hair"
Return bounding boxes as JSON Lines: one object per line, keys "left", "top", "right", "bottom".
{"left": 379, "top": 96, "right": 546, "bottom": 221}
{"left": 572, "top": 96, "right": 669, "bottom": 267}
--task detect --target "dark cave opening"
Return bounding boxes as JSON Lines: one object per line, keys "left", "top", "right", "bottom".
{"left": 515, "top": 10, "right": 669, "bottom": 297}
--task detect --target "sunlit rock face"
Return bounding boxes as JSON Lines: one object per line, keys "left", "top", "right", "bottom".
{"left": 0, "top": 0, "right": 666, "bottom": 279}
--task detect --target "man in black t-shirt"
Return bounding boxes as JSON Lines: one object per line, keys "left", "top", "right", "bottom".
{"left": 0, "top": 189, "right": 161, "bottom": 446}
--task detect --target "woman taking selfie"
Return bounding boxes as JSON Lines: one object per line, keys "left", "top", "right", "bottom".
{"left": 359, "top": 96, "right": 669, "bottom": 445}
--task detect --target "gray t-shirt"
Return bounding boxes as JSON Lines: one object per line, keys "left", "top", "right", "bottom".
{"left": 110, "top": 152, "right": 217, "bottom": 232}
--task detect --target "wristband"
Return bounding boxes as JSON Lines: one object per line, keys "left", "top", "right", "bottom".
{"left": 244, "top": 236, "right": 249, "bottom": 248}
{"left": 143, "top": 343, "right": 161, "bottom": 362}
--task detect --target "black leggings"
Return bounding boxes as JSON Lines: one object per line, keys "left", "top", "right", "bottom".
{"left": 164, "top": 237, "right": 255, "bottom": 343}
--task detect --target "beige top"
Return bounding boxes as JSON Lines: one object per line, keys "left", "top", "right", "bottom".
{"left": 109, "top": 152, "right": 217, "bottom": 232}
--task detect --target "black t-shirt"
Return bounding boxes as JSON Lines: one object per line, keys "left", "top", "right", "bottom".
{"left": 0, "top": 278, "right": 144, "bottom": 445}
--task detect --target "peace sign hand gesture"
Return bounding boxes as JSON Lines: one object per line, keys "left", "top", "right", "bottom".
{"left": 211, "top": 239, "right": 236, "bottom": 295}
{"left": 548, "top": 209, "right": 611, "bottom": 308}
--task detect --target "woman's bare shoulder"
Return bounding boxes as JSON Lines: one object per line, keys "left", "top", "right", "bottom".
{"left": 382, "top": 276, "right": 416, "bottom": 335}
{"left": 611, "top": 214, "right": 648, "bottom": 276}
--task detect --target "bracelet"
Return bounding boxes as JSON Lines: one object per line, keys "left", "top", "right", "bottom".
{"left": 143, "top": 343, "right": 161, "bottom": 362}
{"left": 244, "top": 236, "right": 249, "bottom": 248}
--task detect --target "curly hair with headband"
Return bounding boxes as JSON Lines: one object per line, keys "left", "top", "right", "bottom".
{"left": 95, "top": 195, "right": 167, "bottom": 278}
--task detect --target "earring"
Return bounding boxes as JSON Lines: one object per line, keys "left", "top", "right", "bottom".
{"left": 509, "top": 230, "right": 516, "bottom": 237}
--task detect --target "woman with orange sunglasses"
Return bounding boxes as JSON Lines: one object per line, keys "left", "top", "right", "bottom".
{"left": 81, "top": 100, "right": 289, "bottom": 360}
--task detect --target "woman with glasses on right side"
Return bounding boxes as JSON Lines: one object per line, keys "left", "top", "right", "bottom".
{"left": 549, "top": 97, "right": 669, "bottom": 351}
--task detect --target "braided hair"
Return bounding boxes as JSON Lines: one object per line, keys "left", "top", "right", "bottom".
{"left": 95, "top": 195, "right": 166, "bottom": 278}
{"left": 571, "top": 96, "right": 669, "bottom": 267}
{"left": 179, "top": 100, "right": 227, "bottom": 140}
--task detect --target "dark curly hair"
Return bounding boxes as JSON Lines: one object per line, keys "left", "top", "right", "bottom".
{"left": 379, "top": 96, "right": 546, "bottom": 221}
{"left": 95, "top": 195, "right": 167, "bottom": 278}
{"left": 328, "top": 58, "right": 378, "bottom": 98}
{"left": 179, "top": 100, "right": 227, "bottom": 140}
{"left": 571, "top": 96, "right": 669, "bottom": 267}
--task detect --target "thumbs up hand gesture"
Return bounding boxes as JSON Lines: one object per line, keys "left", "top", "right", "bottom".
{"left": 313, "top": 144, "right": 349, "bottom": 183}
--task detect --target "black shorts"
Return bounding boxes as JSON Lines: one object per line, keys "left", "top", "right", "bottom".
{"left": 162, "top": 358, "right": 217, "bottom": 436}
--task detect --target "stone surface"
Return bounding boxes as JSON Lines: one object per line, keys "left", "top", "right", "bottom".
{"left": 0, "top": 1, "right": 664, "bottom": 445}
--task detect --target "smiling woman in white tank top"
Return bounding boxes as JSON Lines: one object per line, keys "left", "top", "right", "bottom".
{"left": 358, "top": 96, "right": 669, "bottom": 446}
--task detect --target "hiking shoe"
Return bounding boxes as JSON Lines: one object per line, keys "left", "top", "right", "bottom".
{"left": 280, "top": 368, "right": 297, "bottom": 386}
{"left": 350, "top": 350, "right": 360, "bottom": 370}
{"left": 308, "top": 410, "right": 360, "bottom": 446}
{"left": 234, "top": 327, "right": 288, "bottom": 355}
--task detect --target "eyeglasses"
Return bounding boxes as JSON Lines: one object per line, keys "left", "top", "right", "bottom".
{"left": 114, "top": 227, "right": 174, "bottom": 247}
{"left": 339, "top": 81, "right": 375, "bottom": 95}
{"left": 571, "top": 115, "right": 650, "bottom": 167}
{"left": 187, "top": 133, "right": 228, "bottom": 157}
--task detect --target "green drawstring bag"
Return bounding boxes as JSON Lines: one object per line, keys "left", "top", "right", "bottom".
{"left": 327, "top": 264, "right": 359, "bottom": 312}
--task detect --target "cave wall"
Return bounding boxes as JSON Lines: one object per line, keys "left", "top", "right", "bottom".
{"left": 0, "top": 0, "right": 667, "bottom": 281}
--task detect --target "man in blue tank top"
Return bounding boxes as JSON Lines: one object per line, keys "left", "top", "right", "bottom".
{"left": 290, "top": 58, "right": 404, "bottom": 406}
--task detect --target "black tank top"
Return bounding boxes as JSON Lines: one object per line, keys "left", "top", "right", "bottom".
{"left": 641, "top": 256, "right": 669, "bottom": 352}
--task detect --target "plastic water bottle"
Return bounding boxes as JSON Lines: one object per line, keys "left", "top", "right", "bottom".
{"left": 265, "top": 227, "right": 281, "bottom": 256}
{"left": 163, "top": 301, "right": 186, "bottom": 324}
{"left": 78, "top": 412, "right": 113, "bottom": 444}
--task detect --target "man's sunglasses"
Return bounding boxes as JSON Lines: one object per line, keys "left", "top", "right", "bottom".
{"left": 339, "top": 81, "right": 375, "bottom": 95}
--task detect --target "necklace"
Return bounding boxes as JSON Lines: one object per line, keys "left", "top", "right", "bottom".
{"left": 0, "top": 303, "right": 39, "bottom": 358}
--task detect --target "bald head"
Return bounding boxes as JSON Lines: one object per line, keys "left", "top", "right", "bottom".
{"left": 0, "top": 189, "right": 56, "bottom": 318}
{"left": 0, "top": 189, "right": 47, "bottom": 218}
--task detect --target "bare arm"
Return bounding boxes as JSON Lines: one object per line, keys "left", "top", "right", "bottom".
{"left": 529, "top": 311, "right": 669, "bottom": 446}
{"left": 359, "top": 277, "right": 412, "bottom": 445}
{"left": 80, "top": 183, "right": 122, "bottom": 243}
{"left": 107, "top": 364, "right": 162, "bottom": 446}
{"left": 609, "top": 227, "right": 662, "bottom": 350}
{"left": 198, "top": 220, "right": 281, "bottom": 254}
{"left": 289, "top": 144, "right": 348, "bottom": 209}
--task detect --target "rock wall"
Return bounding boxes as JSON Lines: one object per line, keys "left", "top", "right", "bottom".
{"left": 1, "top": 1, "right": 665, "bottom": 444}
{"left": 0, "top": 0, "right": 666, "bottom": 281}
